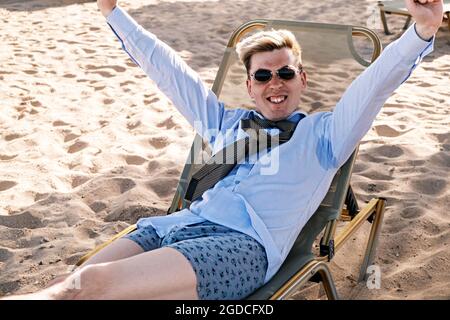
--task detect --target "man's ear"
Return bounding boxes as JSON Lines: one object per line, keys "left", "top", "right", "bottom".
{"left": 299, "top": 71, "right": 307, "bottom": 90}
{"left": 246, "top": 79, "right": 253, "bottom": 99}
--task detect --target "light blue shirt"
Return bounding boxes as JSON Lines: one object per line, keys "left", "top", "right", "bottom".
{"left": 106, "top": 6, "right": 433, "bottom": 283}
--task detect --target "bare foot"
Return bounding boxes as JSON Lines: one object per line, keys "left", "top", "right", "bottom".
{"left": 1, "top": 274, "right": 81, "bottom": 300}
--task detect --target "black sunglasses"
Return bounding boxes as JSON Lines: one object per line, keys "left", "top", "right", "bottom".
{"left": 250, "top": 65, "right": 302, "bottom": 83}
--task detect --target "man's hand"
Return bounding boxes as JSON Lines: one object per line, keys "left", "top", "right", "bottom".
{"left": 406, "top": 0, "right": 444, "bottom": 40}
{"left": 97, "top": 0, "right": 117, "bottom": 18}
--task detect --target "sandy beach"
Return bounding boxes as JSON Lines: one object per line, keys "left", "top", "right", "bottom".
{"left": 0, "top": 0, "right": 449, "bottom": 299}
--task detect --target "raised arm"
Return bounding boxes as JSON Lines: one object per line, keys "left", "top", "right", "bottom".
{"left": 325, "top": 0, "right": 442, "bottom": 168}
{"left": 96, "top": 0, "right": 227, "bottom": 139}
{"left": 97, "top": 0, "right": 116, "bottom": 17}
{"left": 407, "top": 0, "right": 444, "bottom": 40}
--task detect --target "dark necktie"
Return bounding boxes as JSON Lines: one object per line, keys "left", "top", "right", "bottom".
{"left": 184, "top": 114, "right": 302, "bottom": 202}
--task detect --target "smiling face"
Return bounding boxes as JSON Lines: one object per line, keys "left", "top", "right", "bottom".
{"left": 246, "top": 47, "right": 307, "bottom": 121}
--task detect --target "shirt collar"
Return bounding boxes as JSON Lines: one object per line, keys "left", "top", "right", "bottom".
{"left": 249, "top": 109, "right": 307, "bottom": 123}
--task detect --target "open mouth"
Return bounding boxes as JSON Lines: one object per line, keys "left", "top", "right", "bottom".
{"left": 267, "top": 95, "right": 287, "bottom": 104}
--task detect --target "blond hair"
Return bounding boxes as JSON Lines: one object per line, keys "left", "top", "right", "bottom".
{"left": 236, "top": 29, "right": 302, "bottom": 76}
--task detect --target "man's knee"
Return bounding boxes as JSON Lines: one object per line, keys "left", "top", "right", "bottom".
{"left": 61, "top": 264, "right": 110, "bottom": 299}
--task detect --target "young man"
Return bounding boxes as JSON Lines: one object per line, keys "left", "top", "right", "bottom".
{"left": 6, "top": 0, "right": 442, "bottom": 300}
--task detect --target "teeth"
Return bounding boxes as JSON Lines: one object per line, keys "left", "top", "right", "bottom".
{"left": 268, "top": 96, "right": 286, "bottom": 104}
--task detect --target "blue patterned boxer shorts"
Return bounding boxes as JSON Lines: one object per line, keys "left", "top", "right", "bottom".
{"left": 123, "top": 220, "right": 268, "bottom": 300}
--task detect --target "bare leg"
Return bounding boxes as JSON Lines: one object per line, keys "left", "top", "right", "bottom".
{"left": 12, "top": 247, "right": 198, "bottom": 300}
{"left": 46, "top": 238, "right": 144, "bottom": 287}
{"left": 81, "top": 238, "right": 144, "bottom": 266}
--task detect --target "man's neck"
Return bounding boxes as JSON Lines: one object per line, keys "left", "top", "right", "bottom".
{"left": 252, "top": 109, "right": 306, "bottom": 122}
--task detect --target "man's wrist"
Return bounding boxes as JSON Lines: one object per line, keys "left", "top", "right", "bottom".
{"left": 414, "top": 23, "right": 436, "bottom": 42}
{"left": 101, "top": 5, "right": 116, "bottom": 18}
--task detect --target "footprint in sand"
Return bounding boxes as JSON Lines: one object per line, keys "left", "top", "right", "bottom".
{"left": 32, "top": 50, "right": 46, "bottom": 55}
{"left": 429, "top": 153, "right": 450, "bottom": 167}
{"left": 125, "top": 155, "right": 147, "bottom": 165}
{"left": 58, "top": 39, "right": 80, "bottom": 45}
{"left": 127, "top": 120, "right": 141, "bottom": 130}
{"left": 15, "top": 105, "right": 26, "bottom": 112}
{"left": 148, "top": 136, "right": 169, "bottom": 149}
{"left": 4, "top": 133, "right": 24, "bottom": 141}
{"left": 352, "top": 162, "right": 369, "bottom": 174}
{"left": 147, "top": 160, "right": 160, "bottom": 174}
{"left": 361, "top": 169, "right": 394, "bottom": 181}
{"left": 0, "top": 211, "right": 44, "bottom": 229}
{"left": 147, "top": 159, "right": 179, "bottom": 175}
{"left": 103, "top": 98, "right": 115, "bottom": 105}
{"left": 410, "top": 178, "right": 447, "bottom": 196}
{"left": 23, "top": 70, "right": 38, "bottom": 75}
{"left": 143, "top": 97, "right": 159, "bottom": 105}
{"left": 14, "top": 53, "right": 33, "bottom": 58}
{"left": 107, "top": 65, "right": 126, "bottom": 73}
{"left": 94, "top": 85, "right": 106, "bottom": 91}
{"left": 53, "top": 120, "right": 70, "bottom": 127}
{"left": 30, "top": 100, "right": 42, "bottom": 107}
{"left": 68, "top": 140, "right": 89, "bottom": 154}
{"left": 373, "top": 145, "right": 404, "bottom": 158}
{"left": 82, "top": 48, "right": 96, "bottom": 54}
{"left": 400, "top": 206, "right": 425, "bottom": 219}
{"left": 332, "top": 71, "right": 350, "bottom": 78}
{"left": 34, "top": 193, "right": 49, "bottom": 202}
{"left": 432, "top": 132, "right": 450, "bottom": 144}
{"left": 113, "top": 178, "right": 136, "bottom": 194}
{"left": 98, "top": 120, "right": 109, "bottom": 128}
{"left": 63, "top": 74, "right": 77, "bottom": 78}
{"left": 89, "top": 201, "right": 107, "bottom": 213}
{"left": 71, "top": 175, "right": 90, "bottom": 188}
{"left": 120, "top": 80, "right": 136, "bottom": 87}
{"left": 0, "top": 154, "right": 17, "bottom": 161}
{"left": 20, "top": 96, "right": 33, "bottom": 103}
{"left": 311, "top": 101, "right": 324, "bottom": 109}
{"left": 91, "top": 70, "right": 115, "bottom": 78}
{"left": 85, "top": 64, "right": 126, "bottom": 77}
{"left": 64, "top": 132, "right": 80, "bottom": 143}
{"left": 81, "top": 178, "right": 136, "bottom": 204}
{"left": 374, "top": 125, "right": 413, "bottom": 138}
{"left": 0, "top": 248, "right": 13, "bottom": 263}
{"left": 157, "top": 116, "right": 178, "bottom": 130}
{"left": 75, "top": 225, "right": 99, "bottom": 239}
{"left": 145, "top": 178, "right": 178, "bottom": 198}
{"left": 0, "top": 181, "right": 17, "bottom": 192}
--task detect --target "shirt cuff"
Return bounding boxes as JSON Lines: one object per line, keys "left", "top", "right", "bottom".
{"left": 106, "top": 5, "right": 140, "bottom": 41}
{"left": 395, "top": 23, "right": 434, "bottom": 63}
